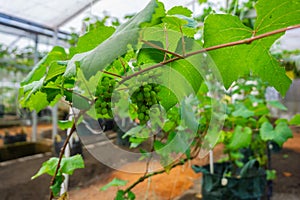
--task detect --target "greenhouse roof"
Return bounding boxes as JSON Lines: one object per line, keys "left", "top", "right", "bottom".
{"left": 0, "top": 0, "right": 152, "bottom": 48}
{"left": 0, "top": 0, "right": 100, "bottom": 30}
{"left": 0, "top": 0, "right": 299, "bottom": 50}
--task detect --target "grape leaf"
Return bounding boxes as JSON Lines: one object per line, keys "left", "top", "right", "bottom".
{"left": 267, "top": 100, "right": 287, "bottom": 111}
{"left": 232, "top": 104, "right": 254, "bottom": 118}
{"left": 158, "top": 36, "right": 205, "bottom": 110}
{"left": 260, "top": 121, "right": 293, "bottom": 146}
{"left": 32, "top": 155, "right": 84, "bottom": 180}
{"left": 204, "top": 0, "right": 300, "bottom": 96}
{"left": 45, "top": 62, "right": 66, "bottom": 82}
{"left": 21, "top": 91, "right": 48, "bottom": 112}
{"left": 127, "top": 191, "right": 136, "bottom": 200}
{"left": 122, "top": 126, "right": 144, "bottom": 139}
{"left": 259, "top": 121, "right": 275, "bottom": 141}
{"left": 162, "top": 16, "right": 188, "bottom": 28}
{"left": 228, "top": 126, "right": 252, "bottom": 150}
{"left": 255, "top": 0, "right": 300, "bottom": 37}
{"left": 21, "top": 46, "right": 67, "bottom": 85}
{"left": 69, "top": 25, "right": 115, "bottom": 57}
{"left": 63, "top": 52, "right": 90, "bottom": 78}
{"left": 115, "top": 190, "right": 126, "bottom": 200}
{"left": 80, "top": 0, "right": 165, "bottom": 79}
{"left": 58, "top": 120, "right": 74, "bottom": 130}
{"left": 159, "top": 59, "right": 202, "bottom": 110}
{"left": 181, "top": 95, "right": 199, "bottom": 132}
{"left": 273, "top": 122, "right": 293, "bottom": 147}
{"left": 100, "top": 178, "right": 128, "bottom": 191}
{"left": 266, "top": 169, "right": 277, "bottom": 181}
{"left": 20, "top": 47, "right": 67, "bottom": 112}
{"left": 72, "top": 93, "right": 91, "bottom": 110}
{"left": 137, "top": 44, "right": 165, "bottom": 64}
{"left": 289, "top": 114, "right": 300, "bottom": 125}
{"left": 162, "top": 15, "right": 197, "bottom": 37}
{"left": 167, "top": 6, "right": 193, "bottom": 17}
{"left": 50, "top": 175, "right": 64, "bottom": 197}
{"left": 31, "top": 157, "right": 58, "bottom": 179}
{"left": 60, "top": 155, "right": 85, "bottom": 175}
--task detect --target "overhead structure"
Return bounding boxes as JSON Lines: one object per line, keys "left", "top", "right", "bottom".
{"left": 0, "top": 0, "right": 100, "bottom": 47}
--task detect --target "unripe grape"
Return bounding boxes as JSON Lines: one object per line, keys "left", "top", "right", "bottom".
{"left": 138, "top": 113, "right": 145, "bottom": 120}
{"left": 144, "top": 92, "right": 151, "bottom": 98}
{"left": 95, "top": 76, "right": 118, "bottom": 117}
{"left": 101, "top": 102, "right": 107, "bottom": 108}
{"left": 129, "top": 81, "right": 161, "bottom": 125}
{"left": 137, "top": 93, "right": 143, "bottom": 102}
{"left": 101, "top": 108, "right": 108, "bottom": 115}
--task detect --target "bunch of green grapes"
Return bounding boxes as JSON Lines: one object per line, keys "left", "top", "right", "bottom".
{"left": 130, "top": 72, "right": 162, "bottom": 124}
{"left": 95, "top": 76, "right": 120, "bottom": 117}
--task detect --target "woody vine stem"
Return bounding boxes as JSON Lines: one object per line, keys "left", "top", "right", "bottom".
{"left": 49, "top": 24, "right": 300, "bottom": 199}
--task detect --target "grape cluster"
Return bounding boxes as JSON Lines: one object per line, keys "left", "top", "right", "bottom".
{"left": 130, "top": 77, "right": 161, "bottom": 124}
{"left": 95, "top": 76, "right": 120, "bottom": 117}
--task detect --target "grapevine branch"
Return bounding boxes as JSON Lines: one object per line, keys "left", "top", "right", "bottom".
{"left": 120, "top": 24, "right": 300, "bottom": 84}
{"left": 102, "top": 70, "right": 122, "bottom": 78}
{"left": 141, "top": 39, "right": 184, "bottom": 59}
{"left": 49, "top": 123, "right": 76, "bottom": 200}
{"left": 49, "top": 105, "right": 93, "bottom": 199}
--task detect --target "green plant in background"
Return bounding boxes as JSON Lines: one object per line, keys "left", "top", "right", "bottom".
{"left": 218, "top": 76, "right": 293, "bottom": 179}
{"left": 17, "top": 0, "right": 300, "bottom": 199}
{"left": 273, "top": 49, "right": 300, "bottom": 79}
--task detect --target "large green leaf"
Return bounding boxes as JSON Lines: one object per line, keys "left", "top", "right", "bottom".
{"left": 20, "top": 47, "right": 67, "bottom": 112}
{"left": 31, "top": 157, "right": 58, "bottom": 179}
{"left": 21, "top": 46, "right": 67, "bottom": 85}
{"left": 259, "top": 121, "right": 293, "bottom": 146}
{"left": 20, "top": 82, "right": 49, "bottom": 112}
{"left": 273, "top": 122, "right": 293, "bottom": 147}
{"left": 232, "top": 104, "right": 254, "bottom": 118}
{"left": 45, "top": 62, "right": 66, "bottom": 82}
{"left": 80, "top": 0, "right": 165, "bottom": 79}
{"left": 204, "top": 14, "right": 253, "bottom": 88}
{"left": 31, "top": 155, "right": 84, "bottom": 179}
{"left": 158, "top": 59, "right": 202, "bottom": 110}
{"left": 60, "top": 154, "right": 85, "bottom": 175}
{"left": 204, "top": 0, "right": 300, "bottom": 95}
{"left": 228, "top": 126, "right": 252, "bottom": 150}
{"left": 137, "top": 45, "right": 165, "bottom": 64}
{"left": 69, "top": 25, "right": 115, "bottom": 57}
{"left": 254, "top": 0, "right": 300, "bottom": 37}
{"left": 259, "top": 121, "right": 275, "bottom": 141}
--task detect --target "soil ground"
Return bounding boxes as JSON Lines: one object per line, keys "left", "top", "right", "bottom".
{"left": 0, "top": 126, "right": 299, "bottom": 200}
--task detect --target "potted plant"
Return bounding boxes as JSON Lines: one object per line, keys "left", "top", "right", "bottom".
{"left": 193, "top": 76, "right": 294, "bottom": 200}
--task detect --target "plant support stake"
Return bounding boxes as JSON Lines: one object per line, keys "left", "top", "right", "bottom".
{"left": 209, "top": 150, "right": 214, "bottom": 174}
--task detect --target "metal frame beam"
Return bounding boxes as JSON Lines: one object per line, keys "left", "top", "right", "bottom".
{"left": 56, "top": 0, "right": 101, "bottom": 27}
{"left": 0, "top": 13, "right": 70, "bottom": 40}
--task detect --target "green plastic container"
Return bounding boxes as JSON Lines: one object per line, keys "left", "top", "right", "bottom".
{"left": 192, "top": 161, "right": 266, "bottom": 200}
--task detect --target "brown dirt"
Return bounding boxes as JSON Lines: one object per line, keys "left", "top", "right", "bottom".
{"left": 271, "top": 126, "right": 300, "bottom": 195}
{"left": 0, "top": 123, "right": 53, "bottom": 146}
